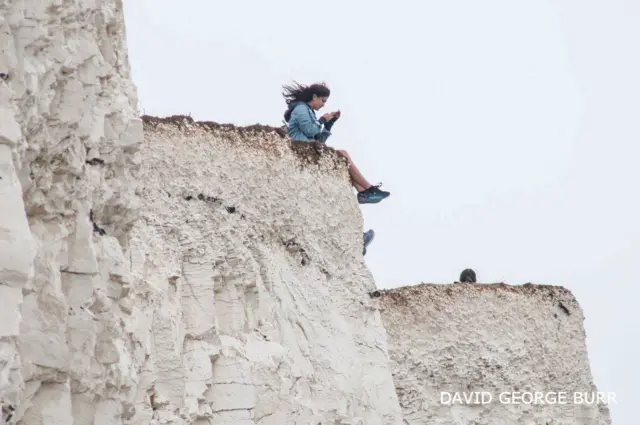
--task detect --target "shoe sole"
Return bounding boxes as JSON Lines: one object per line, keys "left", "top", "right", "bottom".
{"left": 358, "top": 195, "right": 389, "bottom": 204}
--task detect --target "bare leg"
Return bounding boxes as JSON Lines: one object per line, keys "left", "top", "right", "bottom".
{"left": 336, "top": 149, "right": 372, "bottom": 192}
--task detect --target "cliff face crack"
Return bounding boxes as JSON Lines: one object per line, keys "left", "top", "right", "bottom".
{"left": 85, "top": 158, "right": 105, "bottom": 165}
{"left": 256, "top": 411, "right": 275, "bottom": 423}
{"left": 211, "top": 381, "right": 252, "bottom": 385}
{"left": 2, "top": 404, "right": 15, "bottom": 423}
{"left": 558, "top": 301, "right": 571, "bottom": 316}
{"left": 212, "top": 407, "right": 255, "bottom": 414}
{"left": 90, "top": 209, "right": 106, "bottom": 235}
{"left": 60, "top": 269, "right": 97, "bottom": 276}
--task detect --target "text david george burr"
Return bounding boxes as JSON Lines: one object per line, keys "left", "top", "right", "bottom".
{"left": 440, "top": 391, "right": 616, "bottom": 405}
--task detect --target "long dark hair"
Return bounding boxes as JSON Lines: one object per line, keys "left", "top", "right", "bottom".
{"left": 282, "top": 81, "right": 331, "bottom": 105}
{"left": 282, "top": 82, "right": 331, "bottom": 122}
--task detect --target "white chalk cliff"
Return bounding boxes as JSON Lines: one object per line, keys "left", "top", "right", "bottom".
{"left": 379, "top": 283, "right": 612, "bottom": 425}
{"left": 0, "top": 1, "right": 611, "bottom": 425}
{"left": 122, "top": 117, "right": 404, "bottom": 424}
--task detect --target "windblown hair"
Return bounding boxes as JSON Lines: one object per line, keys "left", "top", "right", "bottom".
{"left": 282, "top": 81, "right": 331, "bottom": 122}
{"left": 282, "top": 81, "right": 331, "bottom": 105}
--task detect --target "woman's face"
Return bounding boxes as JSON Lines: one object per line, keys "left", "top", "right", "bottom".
{"left": 309, "top": 94, "right": 328, "bottom": 111}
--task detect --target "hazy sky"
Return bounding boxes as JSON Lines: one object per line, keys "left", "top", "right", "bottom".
{"left": 123, "top": 1, "right": 639, "bottom": 423}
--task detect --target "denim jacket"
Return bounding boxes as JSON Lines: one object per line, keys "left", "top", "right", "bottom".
{"left": 285, "top": 102, "right": 331, "bottom": 142}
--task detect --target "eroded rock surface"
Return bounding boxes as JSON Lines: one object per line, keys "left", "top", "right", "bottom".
{"left": 0, "top": 0, "right": 141, "bottom": 423}
{"left": 378, "top": 283, "right": 612, "bottom": 425}
{"left": 125, "top": 118, "right": 403, "bottom": 424}
{"left": 0, "top": 1, "right": 404, "bottom": 422}
{"left": 1, "top": 1, "right": 611, "bottom": 425}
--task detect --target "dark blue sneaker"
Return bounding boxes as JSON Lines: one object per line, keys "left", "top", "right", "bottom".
{"left": 358, "top": 184, "right": 390, "bottom": 204}
{"left": 363, "top": 229, "right": 375, "bottom": 255}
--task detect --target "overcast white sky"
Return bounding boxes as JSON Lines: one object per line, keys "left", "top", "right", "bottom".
{"left": 123, "top": 1, "right": 639, "bottom": 423}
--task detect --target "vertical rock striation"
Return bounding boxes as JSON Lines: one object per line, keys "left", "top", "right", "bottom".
{"left": 124, "top": 118, "right": 404, "bottom": 424}
{"left": 0, "top": 1, "right": 141, "bottom": 423}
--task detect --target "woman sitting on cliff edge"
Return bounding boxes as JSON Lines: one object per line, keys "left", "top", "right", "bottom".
{"left": 282, "top": 81, "right": 390, "bottom": 205}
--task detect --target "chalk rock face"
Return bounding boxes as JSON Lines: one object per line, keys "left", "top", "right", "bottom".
{"left": 125, "top": 117, "right": 404, "bottom": 424}
{"left": 1, "top": 1, "right": 612, "bottom": 425}
{"left": 378, "top": 283, "right": 612, "bottom": 425}
{"left": 0, "top": 0, "right": 405, "bottom": 422}
{"left": 0, "top": 0, "right": 142, "bottom": 423}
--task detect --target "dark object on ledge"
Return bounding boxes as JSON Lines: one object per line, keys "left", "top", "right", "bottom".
{"left": 459, "top": 268, "right": 477, "bottom": 283}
